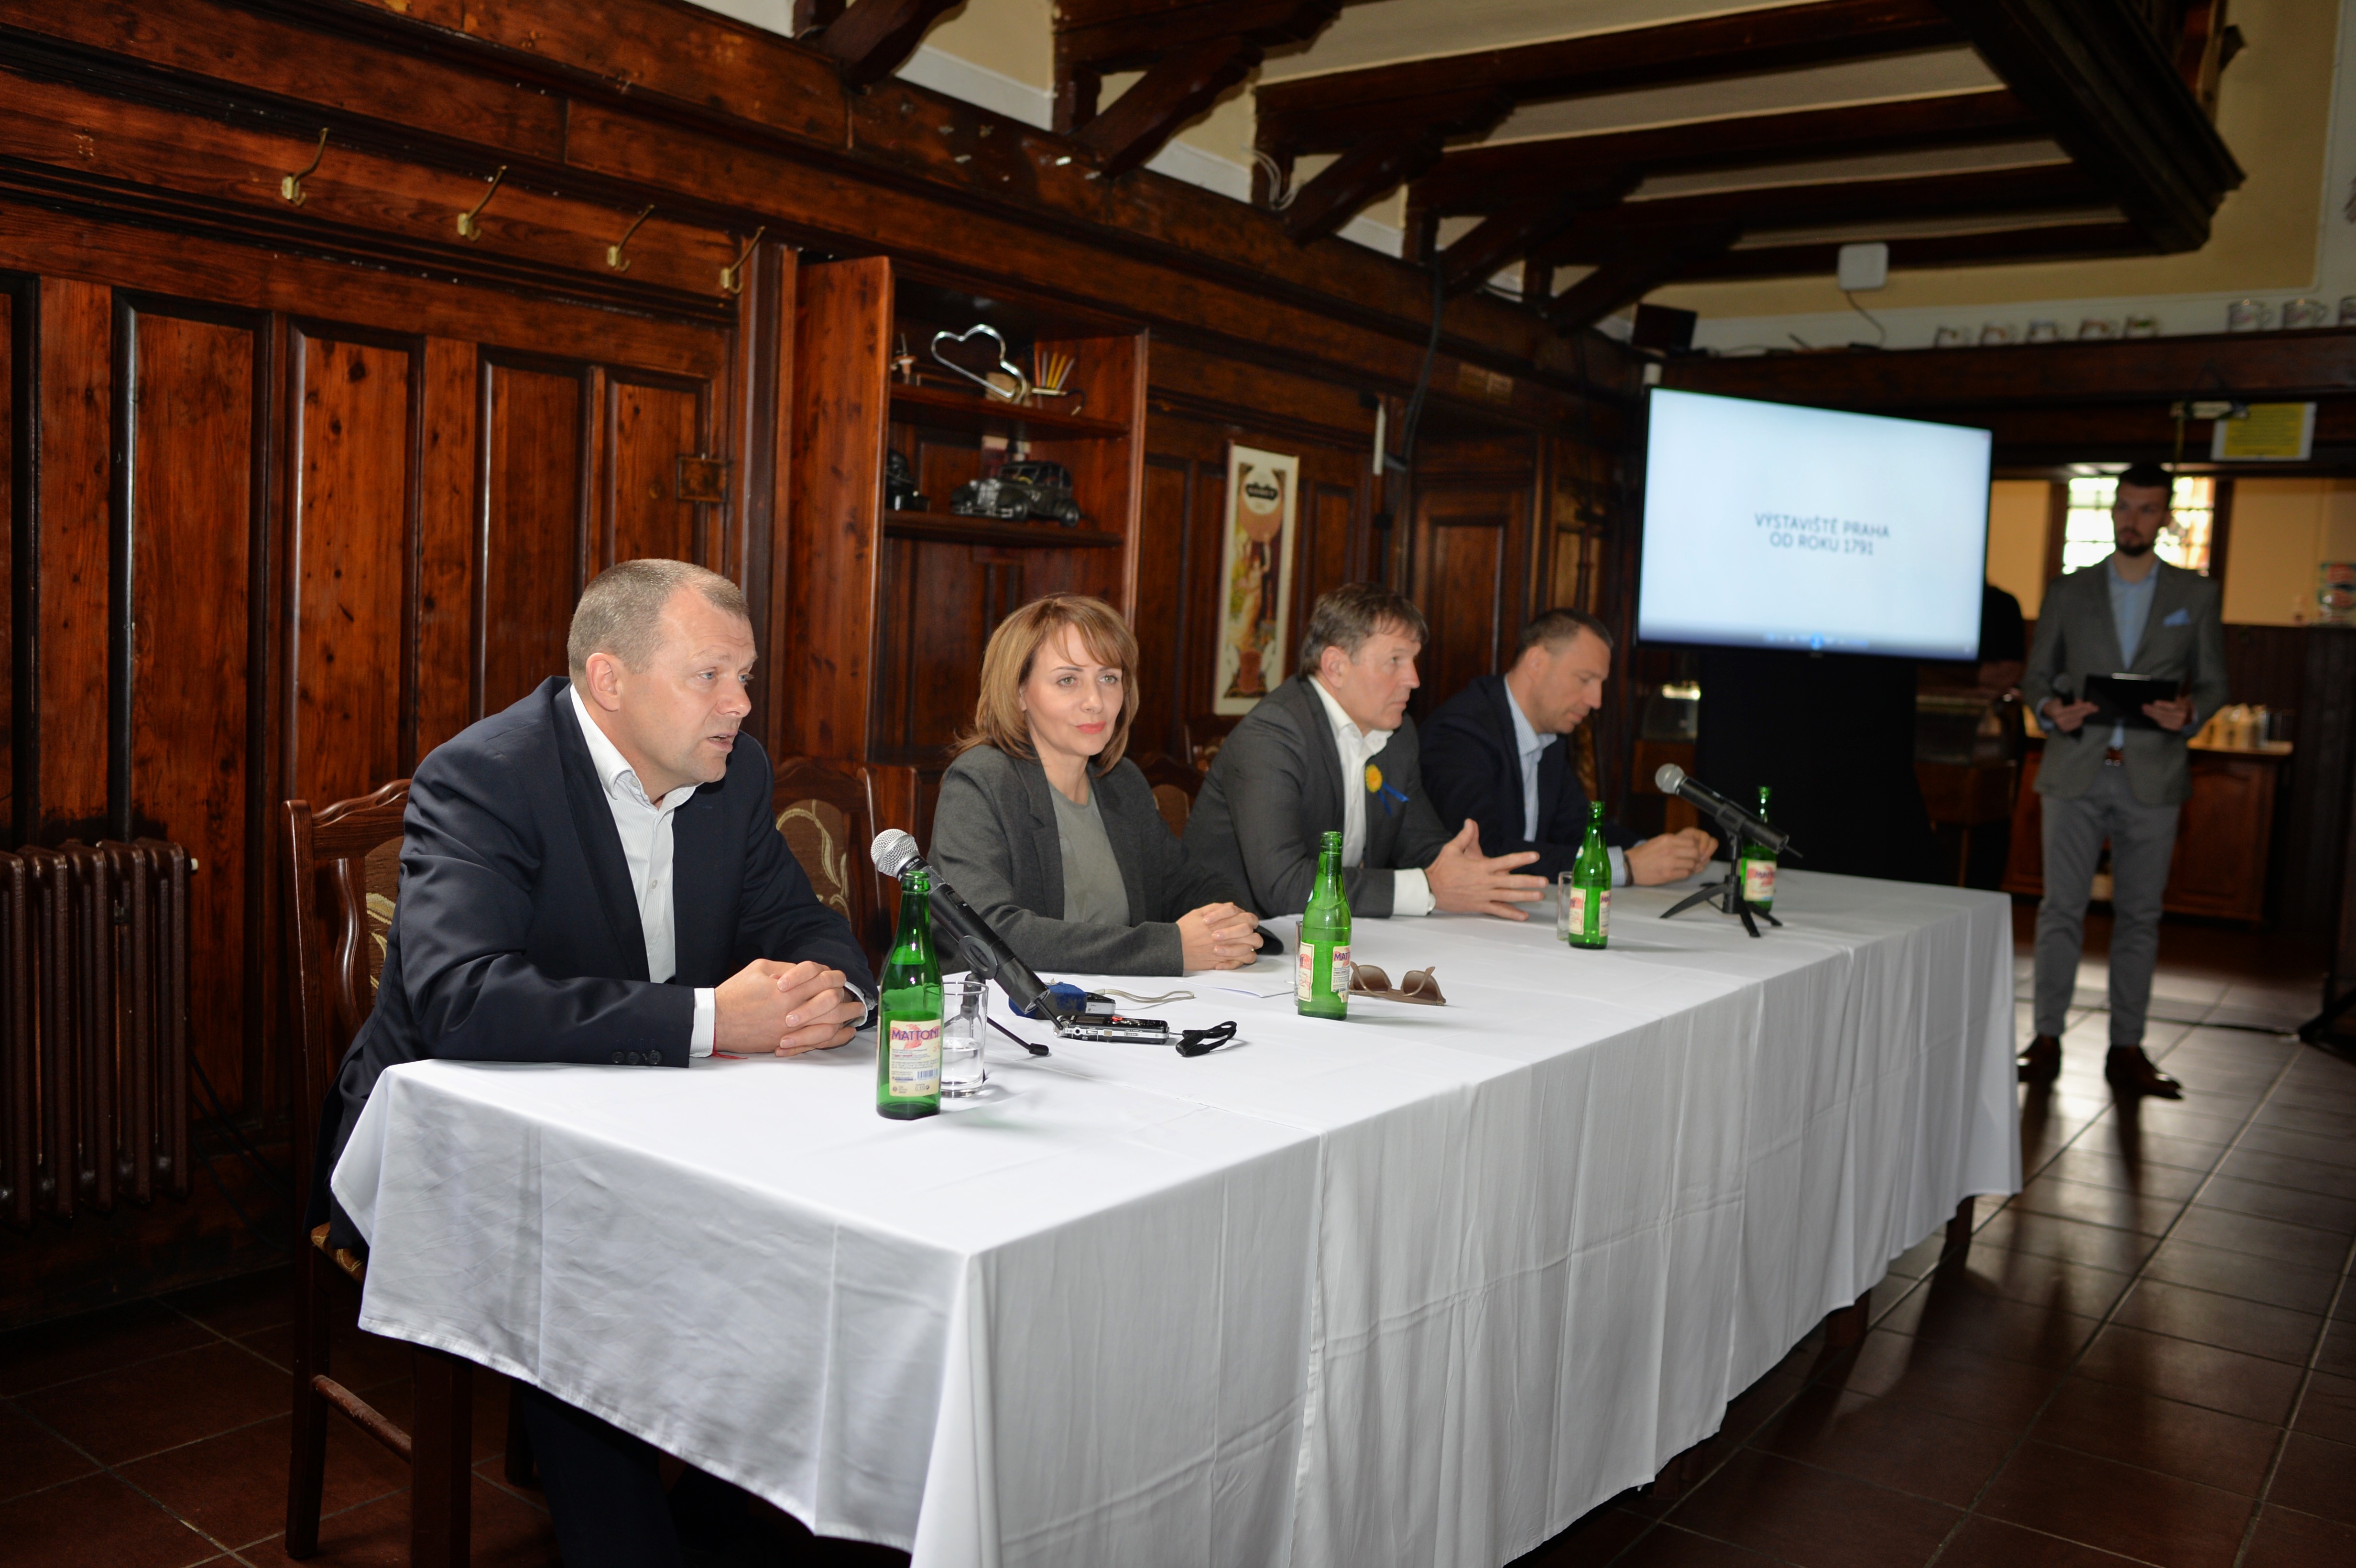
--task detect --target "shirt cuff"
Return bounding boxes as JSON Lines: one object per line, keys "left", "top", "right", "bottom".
{"left": 1610, "top": 846, "right": 1631, "bottom": 888}
{"left": 690, "top": 988, "right": 716, "bottom": 1058}
{"left": 845, "top": 981, "right": 877, "bottom": 1030}
{"left": 1394, "top": 867, "right": 1435, "bottom": 917}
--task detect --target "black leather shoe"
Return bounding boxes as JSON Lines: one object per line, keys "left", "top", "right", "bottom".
{"left": 2017, "top": 1034, "right": 2062, "bottom": 1083}
{"left": 2106, "top": 1045, "right": 2183, "bottom": 1099}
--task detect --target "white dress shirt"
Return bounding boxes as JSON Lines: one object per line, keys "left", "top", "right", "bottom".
{"left": 1308, "top": 677, "right": 1434, "bottom": 916}
{"left": 568, "top": 685, "right": 718, "bottom": 1057}
{"left": 1501, "top": 685, "right": 1629, "bottom": 887}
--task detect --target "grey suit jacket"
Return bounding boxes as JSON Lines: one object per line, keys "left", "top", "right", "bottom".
{"left": 2022, "top": 556, "right": 2228, "bottom": 806}
{"left": 1183, "top": 674, "right": 1453, "bottom": 917}
{"left": 930, "top": 745, "right": 1266, "bottom": 975}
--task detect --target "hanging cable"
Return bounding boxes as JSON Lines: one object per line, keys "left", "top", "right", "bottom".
{"left": 1843, "top": 290, "right": 1887, "bottom": 347}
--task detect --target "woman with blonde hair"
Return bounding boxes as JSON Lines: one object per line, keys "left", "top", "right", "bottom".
{"left": 930, "top": 594, "right": 1272, "bottom": 975}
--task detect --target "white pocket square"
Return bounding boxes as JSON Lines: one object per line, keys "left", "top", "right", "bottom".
{"left": 2161, "top": 608, "right": 2191, "bottom": 626}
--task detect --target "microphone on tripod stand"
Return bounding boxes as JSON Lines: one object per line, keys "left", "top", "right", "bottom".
{"left": 1654, "top": 764, "right": 1800, "bottom": 857}
{"left": 870, "top": 829, "right": 1071, "bottom": 1020}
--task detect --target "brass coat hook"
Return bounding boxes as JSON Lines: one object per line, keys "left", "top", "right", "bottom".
{"left": 456, "top": 165, "right": 507, "bottom": 241}
{"left": 281, "top": 129, "right": 329, "bottom": 207}
{"left": 720, "top": 227, "right": 766, "bottom": 295}
{"left": 606, "top": 205, "right": 655, "bottom": 272}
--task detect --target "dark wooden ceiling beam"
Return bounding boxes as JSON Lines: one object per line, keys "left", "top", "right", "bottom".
{"left": 1544, "top": 221, "right": 1742, "bottom": 332}
{"left": 1056, "top": 0, "right": 1349, "bottom": 76}
{"left": 1254, "top": 0, "right": 1966, "bottom": 157}
{"left": 1682, "top": 219, "right": 2150, "bottom": 282}
{"left": 1930, "top": 0, "right": 2242, "bottom": 251}
{"left": 1057, "top": 0, "right": 1344, "bottom": 174}
{"left": 1072, "top": 35, "right": 1267, "bottom": 178}
{"left": 1414, "top": 89, "right": 2042, "bottom": 216}
{"left": 1531, "top": 163, "right": 2105, "bottom": 265}
{"left": 1282, "top": 103, "right": 1508, "bottom": 244}
{"left": 807, "top": 0, "right": 963, "bottom": 87}
{"left": 1438, "top": 168, "right": 1639, "bottom": 295}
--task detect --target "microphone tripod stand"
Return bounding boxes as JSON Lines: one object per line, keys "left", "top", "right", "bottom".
{"left": 1660, "top": 820, "right": 1785, "bottom": 939}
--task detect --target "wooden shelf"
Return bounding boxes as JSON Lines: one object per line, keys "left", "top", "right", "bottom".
{"left": 887, "top": 382, "right": 1128, "bottom": 442}
{"left": 883, "top": 510, "right": 1123, "bottom": 549}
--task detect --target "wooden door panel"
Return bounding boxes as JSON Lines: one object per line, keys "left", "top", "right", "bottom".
{"left": 871, "top": 536, "right": 1010, "bottom": 762}
{"left": 291, "top": 330, "right": 415, "bottom": 804}
{"left": 124, "top": 303, "right": 260, "bottom": 1104}
{"left": 606, "top": 373, "right": 705, "bottom": 568}
{"left": 1409, "top": 492, "right": 1516, "bottom": 718}
{"left": 482, "top": 356, "right": 590, "bottom": 715}
{"left": 0, "top": 283, "right": 12, "bottom": 836}
{"left": 1133, "top": 455, "right": 1193, "bottom": 758}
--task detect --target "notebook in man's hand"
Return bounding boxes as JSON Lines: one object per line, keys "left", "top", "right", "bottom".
{"left": 2082, "top": 672, "right": 2181, "bottom": 730}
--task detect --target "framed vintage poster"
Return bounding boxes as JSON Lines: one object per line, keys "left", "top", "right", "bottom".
{"left": 1212, "top": 445, "right": 1301, "bottom": 716}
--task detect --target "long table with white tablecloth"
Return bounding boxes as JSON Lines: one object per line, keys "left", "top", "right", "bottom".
{"left": 333, "top": 869, "right": 2019, "bottom": 1568}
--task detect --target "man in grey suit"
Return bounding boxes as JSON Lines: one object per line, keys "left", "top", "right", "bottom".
{"left": 1185, "top": 583, "right": 1548, "bottom": 918}
{"left": 2020, "top": 464, "right": 2228, "bottom": 1098}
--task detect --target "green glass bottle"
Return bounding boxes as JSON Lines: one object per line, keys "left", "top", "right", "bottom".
{"left": 1736, "top": 786, "right": 1777, "bottom": 915}
{"left": 1567, "top": 802, "right": 1611, "bottom": 949}
{"left": 876, "top": 868, "right": 943, "bottom": 1120}
{"left": 1296, "top": 829, "right": 1351, "bottom": 1019}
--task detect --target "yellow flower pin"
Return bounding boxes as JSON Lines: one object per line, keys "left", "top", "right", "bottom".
{"left": 1364, "top": 762, "right": 1383, "bottom": 794}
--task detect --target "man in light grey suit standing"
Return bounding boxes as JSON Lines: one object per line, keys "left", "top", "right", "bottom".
{"left": 2020, "top": 464, "right": 2228, "bottom": 1098}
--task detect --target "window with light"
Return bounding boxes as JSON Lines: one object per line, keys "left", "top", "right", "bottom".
{"left": 2061, "top": 473, "right": 2215, "bottom": 575}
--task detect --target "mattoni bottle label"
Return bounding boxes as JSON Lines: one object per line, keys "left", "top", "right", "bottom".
{"left": 886, "top": 1018, "right": 942, "bottom": 1098}
{"left": 1566, "top": 887, "right": 1609, "bottom": 938}
{"left": 1742, "top": 860, "right": 1777, "bottom": 904}
{"left": 1297, "top": 942, "right": 1352, "bottom": 1001}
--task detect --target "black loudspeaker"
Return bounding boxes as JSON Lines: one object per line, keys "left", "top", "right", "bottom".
{"left": 1632, "top": 304, "right": 1698, "bottom": 354}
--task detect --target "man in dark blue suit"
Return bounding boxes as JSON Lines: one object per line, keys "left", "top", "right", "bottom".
{"left": 1425, "top": 608, "right": 1716, "bottom": 885}
{"left": 311, "top": 558, "right": 872, "bottom": 1567}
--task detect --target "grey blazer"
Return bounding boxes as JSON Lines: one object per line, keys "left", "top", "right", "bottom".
{"left": 929, "top": 745, "right": 1267, "bottom": 976}
{"left": 2022, "top": 557, "right": 2228, "bottom": 806}
{"left": 1183, "top": 674, "right": 1453, "bottom": 917}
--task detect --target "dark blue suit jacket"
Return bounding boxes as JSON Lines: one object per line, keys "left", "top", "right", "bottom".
{"left": 310, "top": 677, "right": 871, "bottom": 1243}
{"left": 1422, "top": 674, "right": 1636, "bottom": 881}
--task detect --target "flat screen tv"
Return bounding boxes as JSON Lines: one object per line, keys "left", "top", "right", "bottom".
{"left": 1636, "top": 388, "right": 1993, "bottom": 660}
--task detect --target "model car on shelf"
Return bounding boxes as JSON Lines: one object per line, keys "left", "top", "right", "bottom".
{"left": 949, "top": 459, "right": 1083, "bottom": 526}
{"left": 884, "top": 449, "right": 928, "bottom": 512}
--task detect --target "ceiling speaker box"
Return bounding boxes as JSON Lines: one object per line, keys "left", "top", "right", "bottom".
{"left": 1633, "top": 304, "right": 1697, "bottom": 353}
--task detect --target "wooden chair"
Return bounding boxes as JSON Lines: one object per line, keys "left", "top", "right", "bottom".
{"left": 772, "top": 757, "right": 919, "bottom": 968}
{"left": 1134, "top": 754, "right": 1205, "bottom": 836}
{"left": 284, "top": 781, "right": 523, "bottom": 1566}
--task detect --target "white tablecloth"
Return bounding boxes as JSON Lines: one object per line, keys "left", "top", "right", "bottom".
{"left": 334, "top": 869, "right": 2018, "bottom": 1567}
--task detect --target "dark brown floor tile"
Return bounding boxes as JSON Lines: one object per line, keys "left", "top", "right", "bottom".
{"left": 2036, "top": 1148, "right": 2207, "bottom": 1200}
{"left": 1978, "top": 1440, "right": 2252, "bottom": 1568}
{"left": 1608, "top": 1523, "right": 1787, "bottom": 1568}
{"left": 234, "top": 1473, "right": 562, "bottom": 1566}
{"left": 2239, "top": 1126, "right": 2356, "bottom": 1170}
{"left": 2143, "top": 1238, "right": 2344, "bottom": 1315}
{"left": 2030, "top": 1375, "right": 2281, "bottom": 1496}
{"left": 1872, "top": 1279, "right": 2101, "bottom": 1368}
{"left": 1887, "top": 1232, "right": 1949, "bottom": 1279}
{"left": 2075, "top": 1323, "right": 2306, "bottom": 1425}
{"left": 0, "top": 1470, "right": 225, "bottom": 1568}
{"left": 235, "top": 1317, "right": 413, "bottom": 1393}
{"left": 2296, "top": 1370, "right": 2356, "bottom": 1447}
{"left": 1713, "top": 1367, "right": 1807, "bottom": 1448}
{"left": 356, "top": 1367, "right": 523, "bottom": 1468}
{"left": 2266, "top": 1432, "right": 2356, "bottom": 1529}
{"left": 2170, "top": 1208, "right": 2354, "bottom": 1272}
{"left": 2241, "top": 1504, "right": 2356, "bottom": 1568}
{"left": 2117, "top": 1101, "right": 2261, "bottom": 1144}
{"left": 1933, "top": 1248, "right": 2136, "bottom": 1320}
{"left": 161, "top": 1269, "right": 298, "bottom": 1340}
{"left": 1658, "top": 1447, "right": 1959, "bottom": 1568}
{"left": 2253, "top": 1103, "right": 2356, "bottom": 1139}
{"left": 0, "top": 1398, "right": 103, "bottom": 1503}
{"left": 2311, "top": 1319, "right": 2356, "bottom": 1379}
{"left": 1513, "top": 1500, "right": 1655, "bottom": 1568}
{"left": 1934, "top": 1514, "right": 2149, "bottom": 1567}
{"left": 1749, "top": 1382, "right": 2016, "bottom": 1507}
{"left": 2196, "top": 1177, "right": 2356, "bottom": 1234}
{"left": 1828, "top": 1329, "right": 2065, "bottom": 1429}
{"left": 0, "top": 1300, "right": 213, "bottom": 1397}
{"left": 2111, "top": 1279, "right": 2326, "bottom": 1366}
{"left": 18, "top": 1341, "right": 286, "bottom": 1466}
{"left": 119, "top": 1411, "right": 412, "bottom": 1553}
{"left": 2214, "top": 1148, "right": 2356, "bottom": 1200}
{"left": 2086, "top": 1128, "right": 2231, "bottom": 1175}
{"left": 2009, "top": 1175, "right": 2184, "bottom": 1237}
{"left": 1971, "top": 1209, "right": 2159, "bottom": 1274}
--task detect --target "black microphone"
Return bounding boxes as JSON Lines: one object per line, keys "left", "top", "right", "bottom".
{"left": 1653, "top": 764, "right": 1800, "bottom": 857}
{"left": 870, "top": 829, "right": 1069, "bottom": 1018}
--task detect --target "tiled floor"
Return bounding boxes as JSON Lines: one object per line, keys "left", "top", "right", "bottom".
{"left": 2, "top": 909, "right": 2336, "bottom": 1568}
{"left": 1519, "top": 911, "right": 2345, "bottom": 1568}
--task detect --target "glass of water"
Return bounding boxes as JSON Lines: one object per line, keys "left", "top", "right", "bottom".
{"left": 939, "top": 975, "right": 988, "bottom": 1097}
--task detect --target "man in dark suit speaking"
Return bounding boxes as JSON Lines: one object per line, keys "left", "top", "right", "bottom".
{"left": 311, "top": 557, "right": 872, "bottom": 1566}
{"left": 1424, "top": 608, "right": 1716, "bottom": 884}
